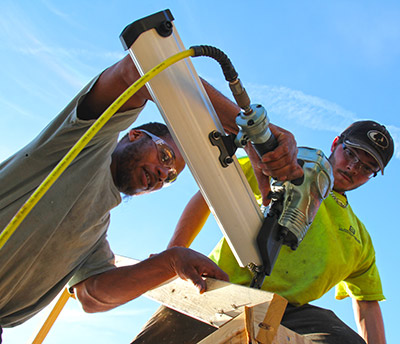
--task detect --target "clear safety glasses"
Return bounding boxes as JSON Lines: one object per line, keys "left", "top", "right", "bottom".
{"left": 342, "top": 143, "right": 379, "bottom": 178}
{"left": 140, "top": 129, "right": 178, "bottom": 184}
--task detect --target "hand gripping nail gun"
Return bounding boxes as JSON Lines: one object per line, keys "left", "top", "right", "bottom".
{"left": 192, "top": 46, "right": 334, "bottom": 288}
{"left": 234, "top": 103, "right": 333, "bottom": 288}
{"left": 250, "top": 146, "right": 333, "bottom": 288}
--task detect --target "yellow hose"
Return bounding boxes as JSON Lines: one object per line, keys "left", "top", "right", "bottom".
{"left": 0, "top": 48, "right": 195, "bottom": 249}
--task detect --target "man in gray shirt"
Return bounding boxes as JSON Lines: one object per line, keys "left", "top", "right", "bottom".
{"left": 0, "top": 55, "right": 301, "bottom": 338}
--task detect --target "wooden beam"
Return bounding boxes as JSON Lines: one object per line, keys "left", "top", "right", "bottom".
{"left": 199, "top": 302, "right": 313, "bottom": 344}
{"left": 245, "top": 295, "right": 287, "bottom": 343}
{"left": 197, "top": 313, "right": 248, "bottom": 344}
{"left": 199, "top": 303, "right": 313, "bottom": 344}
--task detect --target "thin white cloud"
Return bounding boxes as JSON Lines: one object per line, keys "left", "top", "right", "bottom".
{"left": 0, "top": 95, "right": 39, "bottom": 120}
{"left": 15, "top": 46, "right": 124, "bottom": 62}
{"left": 246, "top": 83, "right": 400, "bottom": 159}
{"left": 40, "top": 0, "right": 71, "bottom": 21}
{"left": 0, "top": 3, "right": 121, "bottom": 90}
{"left": 247, "top": 83, "right": 357, "bottom": 131}
{"left": 0, "top": 7, "right": 81, "bottom": 87}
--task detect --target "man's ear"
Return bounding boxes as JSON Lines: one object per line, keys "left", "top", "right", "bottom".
{"left": 128, "top": 129, "right": 143, "bottom": 142}
{"left": 331, "top": 136, "right": 340, "bottom": 152}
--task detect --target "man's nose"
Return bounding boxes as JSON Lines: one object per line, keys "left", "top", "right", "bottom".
{"left": 157, "top": 165, "right": 169, "bottom": 182}
{"left": 346, "top": 160, "right": 360, "bottom": 174}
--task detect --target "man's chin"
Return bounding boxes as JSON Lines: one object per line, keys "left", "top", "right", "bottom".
{"left": 120, "top": 187, "right": 150, "bottom": 197}
{"left": 118, "top": 181, "right": 163, "bottom": 196}
{"left": 333, "top": 179, "right": 358, "bottom": 194}
{"left": 117, "top": 185, "right": 137, "bottom": 196}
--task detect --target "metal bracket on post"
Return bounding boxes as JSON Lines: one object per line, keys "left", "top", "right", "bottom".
{"left": 209, "top": 130, "right": 238, "bottom": 168}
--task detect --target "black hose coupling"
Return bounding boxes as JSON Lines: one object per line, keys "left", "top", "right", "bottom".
{"left": 190, "top": 45, "right": 251, "bottom": 112}
{"left": 190, "top": 45, "right": 238, "bottom": 82}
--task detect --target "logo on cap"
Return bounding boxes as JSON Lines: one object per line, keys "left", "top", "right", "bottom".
{"left": 367, "top": 130, "right": 389, "bottom": 149}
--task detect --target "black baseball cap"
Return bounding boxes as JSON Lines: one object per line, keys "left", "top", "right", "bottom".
{"left": 340, "top": 120, "right": 394, "bottom": 175}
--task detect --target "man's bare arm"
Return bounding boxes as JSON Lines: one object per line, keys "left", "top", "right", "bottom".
{"left": 352, "top": 299, "right": 386, "bottom": 344}
{"left": 168, "top": 191, "right": 210, "bottom": 249}
{"left": 73, "top": 247, "right": 228, "bottom": 313}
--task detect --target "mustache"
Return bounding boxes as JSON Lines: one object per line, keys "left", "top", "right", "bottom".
{"left": 339, "top": 169, "right": 353, "bottom": 183}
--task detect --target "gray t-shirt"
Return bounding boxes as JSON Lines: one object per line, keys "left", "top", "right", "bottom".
{"left": 0, "top": 77, "right": 142, "bottom": 327}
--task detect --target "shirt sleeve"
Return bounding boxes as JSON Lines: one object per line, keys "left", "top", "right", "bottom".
{"left": 335, "top": 221, "right": 385, "bottom": 301}
{"left": 335, "top": 262, "right": 385, "bottom": 301}
{"left": 68, "top": 236, "right": 116, "bottom": 289}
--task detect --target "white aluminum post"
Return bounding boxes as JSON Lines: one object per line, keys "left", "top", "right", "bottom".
{"left": 126, "top": 23, "right": 263, "bottom": 267}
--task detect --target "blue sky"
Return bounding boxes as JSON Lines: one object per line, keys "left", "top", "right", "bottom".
{"left": 1, "top": 1, "right": 399, "bottom": 343}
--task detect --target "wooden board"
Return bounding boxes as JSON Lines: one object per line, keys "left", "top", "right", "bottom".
{"left": 115, "top": 255, "right": 286, "bottom": 328}
{"left": 144, "top": 276, "right": 287, "bottom": 328}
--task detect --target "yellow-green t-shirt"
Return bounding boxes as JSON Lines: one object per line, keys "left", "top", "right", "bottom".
{"left": 209, "top": 157, "right": 384, "bottom": 306}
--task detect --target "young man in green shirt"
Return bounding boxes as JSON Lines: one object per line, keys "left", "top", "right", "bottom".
{"left": 133, "top": 120, "right": 394, "bottom": 344}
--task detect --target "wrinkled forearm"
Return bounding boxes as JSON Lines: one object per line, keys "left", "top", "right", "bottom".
{"left": 74, "top": 252, "right": 176, "bottom": 313}
{"left": 73, "top": 247, "right": 228, "bottom": 313}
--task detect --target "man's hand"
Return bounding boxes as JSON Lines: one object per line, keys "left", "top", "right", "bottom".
{"left": 166, "top": 247, "right": 229, "bottom": 293}
{"left": 257, "top": 124, "right": 303, "bottom": 181}
{"left": 244, "top": 123, "right": 303, "bottom": 205}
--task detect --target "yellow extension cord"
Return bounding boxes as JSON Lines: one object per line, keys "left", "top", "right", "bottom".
{"left": 0, "top": 48, "right": 195, "bottom": 250}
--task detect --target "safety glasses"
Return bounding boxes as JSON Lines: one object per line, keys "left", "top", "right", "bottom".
{"left": 341, "top": 143, "right": 379, "bottom": 178}
{"left": 140, "top": 129, "right": 178, "bottom": 184}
